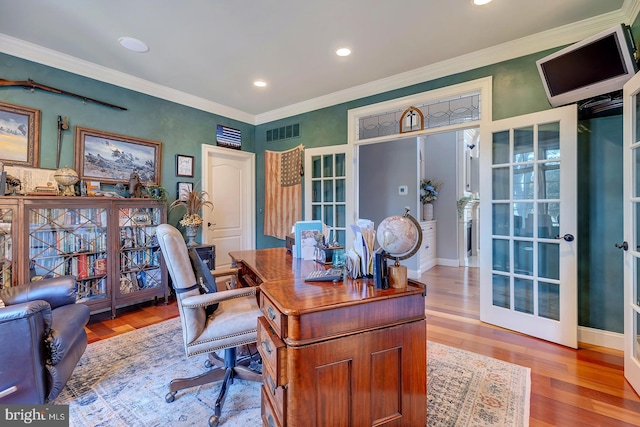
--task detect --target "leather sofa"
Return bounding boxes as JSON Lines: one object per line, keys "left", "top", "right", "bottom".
{"left": 0, "top": 276, "right": 90, "bottom": 403}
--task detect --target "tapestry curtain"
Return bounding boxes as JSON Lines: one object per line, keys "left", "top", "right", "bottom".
{"left": 264, "top": 144, "right": 304, "bottom": 240}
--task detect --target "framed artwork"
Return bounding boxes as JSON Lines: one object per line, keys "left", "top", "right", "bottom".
{"left": 0, "top": 101, "right": 41, "bottom": 167}
{"left": 177, "top": 181, "right": 193, "bottom": 199}
{"left": 176, "top": 154, "right": 194, "bottom": 177}
{"left": 75, "top": 127, "right": 162, "bottom": 185}
{"left": 216, "top": 125, "right": 241, "bottom": 149}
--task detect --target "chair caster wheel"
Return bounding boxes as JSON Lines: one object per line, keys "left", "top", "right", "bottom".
{"left": 165, "top": 392, "right": 176, "bottom": 403}
{"left": 209, "top": 415, "right": 220, "bottom": 427}
{"left": 204, "top": 359, "right": 214, "bottom": 369}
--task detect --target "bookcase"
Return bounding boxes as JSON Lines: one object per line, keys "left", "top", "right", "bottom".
{"left": 0, "top": 197, "right": 168, "bottom": 318}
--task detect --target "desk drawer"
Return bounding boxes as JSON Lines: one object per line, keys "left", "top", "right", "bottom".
{"left": 260, "top": 293, "right": 285, "bottom": 337}
{"left": 257, "top": 316, "right": 287, "bottom": 387}
{"left": 261, "top": 385, "right": 284, "bottom": 427}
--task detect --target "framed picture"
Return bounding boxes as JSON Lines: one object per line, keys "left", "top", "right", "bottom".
{"left": 0, "top": 101, "right": 41, "bottom": 167}
{"left": 176, "top": 154, "right": 194, "bottom": 177}
{"left": 75, "top": 126, "right": 162, "bottom": 185}
{"left": 294, "top": 220, "right": 323, "bottom": 259}
{"left": 177, "top": 181, "right": 193, "bottom": 199}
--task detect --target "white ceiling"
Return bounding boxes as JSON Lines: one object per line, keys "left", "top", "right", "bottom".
{"left": 0, "top": 0, "right": 637, "bottom": 124}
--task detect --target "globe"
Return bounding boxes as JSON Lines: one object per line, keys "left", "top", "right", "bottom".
{"left": 376, "top": 210, "right": 422, "bottom": 260}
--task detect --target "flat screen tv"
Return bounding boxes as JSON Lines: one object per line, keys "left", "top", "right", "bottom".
{"left": 536, "top": 24, "right": 637, "bottom": 107}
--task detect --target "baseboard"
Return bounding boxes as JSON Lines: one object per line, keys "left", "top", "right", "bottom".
{"left": 578, "top": 326, "right": 623, "bottom": 351}
{"left": 436, "top": 258, "right": 459, "bottom": 267}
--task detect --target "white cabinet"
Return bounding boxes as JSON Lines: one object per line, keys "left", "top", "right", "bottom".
{"left": 419, "top": 221, "right": 436, "bottom": 272}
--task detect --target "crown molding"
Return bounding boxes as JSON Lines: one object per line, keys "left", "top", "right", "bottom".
{"left": 255, "top": 6, "right": 633, "bottom": 124}
{"left": 1, "top": 0, "right": 639, "bottom": 127}
{"left": 0, "top": 33, "right": 255, "bottom": 125}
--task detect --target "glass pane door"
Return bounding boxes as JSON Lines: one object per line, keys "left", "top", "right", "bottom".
{"left": 480, "top": 105, "right": 577, "bottom": 348}
{"left": 309, "top": 152, "right": 347, "bottom": 247}
{"left": 623, "top": 70, "right": 640, "bottom": 394}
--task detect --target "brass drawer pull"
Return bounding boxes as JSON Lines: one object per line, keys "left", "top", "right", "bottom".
{"left": 267, "top": 374, "right": 277, "bottom": 395}
{"left": 262, "top": 339, "right": 273, "bottom": 355}
{"left": 267, "top": 306, "right": 276, "bottom": 321}
{"left": 267, "top": 414, "right": 276, "bottom": 427}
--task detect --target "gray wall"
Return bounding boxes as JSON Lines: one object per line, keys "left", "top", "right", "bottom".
{"left": 424, "top": 132, "right": 458, "bottom": 262}
{"left": 359, "top": 137, "right": 420, "bottom": 271}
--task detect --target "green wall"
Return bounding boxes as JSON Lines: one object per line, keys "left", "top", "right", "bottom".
{"left": 0, "top": 52, "right": 255, "bottom": 227}
{"left": 254, "top": 49, "right": 625, "bottom": 334}
{"left": 0, "top": 29, "right": 632, "bottom": 334}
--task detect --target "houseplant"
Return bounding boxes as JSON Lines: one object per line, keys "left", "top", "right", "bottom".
{"left": 420, "top": 178, "right": 442, "bottom": 221}
{"left": 169, "top": 185, "right": 213, "bottom": 246}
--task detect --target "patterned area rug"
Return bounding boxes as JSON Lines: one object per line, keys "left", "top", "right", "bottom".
{"left": 55, "top": 318, "right": 530, "bottom": 426}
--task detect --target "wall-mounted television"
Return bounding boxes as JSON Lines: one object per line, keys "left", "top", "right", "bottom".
{"left": 536, "top": 24, "right": 637, "bottom": 108}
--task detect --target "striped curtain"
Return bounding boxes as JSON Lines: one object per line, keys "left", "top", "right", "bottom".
{"left": 264, "top": 145, "right": 304, "bottom": 240}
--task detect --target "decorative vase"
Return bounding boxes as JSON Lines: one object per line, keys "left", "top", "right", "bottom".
{"left": 422, "top": 203, "right": 434, "bottom": 221}
{"left": 185, "top": 225, "right": 200, "bottom": 247}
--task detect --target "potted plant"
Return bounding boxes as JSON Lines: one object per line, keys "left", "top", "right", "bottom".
{"left": 420, "top": 178, "right": 442, "bottom": 221}
{"left": 169, "top": 185, "right": 213, "bottom": 246}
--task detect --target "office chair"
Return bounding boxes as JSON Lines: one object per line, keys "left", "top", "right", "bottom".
{"left": 156, "top": 224, "right": 262, "bottom": 427}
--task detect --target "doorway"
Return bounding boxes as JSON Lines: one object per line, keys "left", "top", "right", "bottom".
{"left": 201, "top": 145, "right": 255, "bottom": 269}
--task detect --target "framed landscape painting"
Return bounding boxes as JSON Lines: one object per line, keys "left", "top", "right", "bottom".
{"left": 0, "top": 101, "right": 40, "bottom": 167}
{"left": 75, "top": 127, "right": 162, "bottom": 185}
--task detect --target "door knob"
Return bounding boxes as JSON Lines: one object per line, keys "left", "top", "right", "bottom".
{"left": 555, "top": 233, "right": 574, "bottom": 242}
{"left": 615, "top": 241, "right": 629, "bottom": 251}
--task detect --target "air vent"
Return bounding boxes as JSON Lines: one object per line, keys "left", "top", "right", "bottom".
{"left": 266, "top": 124, "right": 300, "bottom": 142}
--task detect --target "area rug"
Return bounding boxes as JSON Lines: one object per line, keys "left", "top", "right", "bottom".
{"left": 55, "top": 318, "right": 530, "bottom": 426}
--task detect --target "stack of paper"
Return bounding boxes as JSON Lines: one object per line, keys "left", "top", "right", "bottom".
{"left": 350, "top": 219, "right": 375, "bottom": 277}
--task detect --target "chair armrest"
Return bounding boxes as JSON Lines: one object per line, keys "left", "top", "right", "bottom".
{"left": 0, "top": 300, "right": 52, "bottom": 328}
{"left": 182, "top": 287, "right": 257, "bottom": 309}
{"left": 210, "top": 268, "right": 239, "bottom": 278}
{"left": 0, "top": 276, "right": 77, "bottom": 309}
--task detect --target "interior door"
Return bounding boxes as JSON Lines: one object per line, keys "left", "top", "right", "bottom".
{"left": 202, "top": 146, "right": 255, "bottom": 270}
{"left": 623, "top": 71, "right": 640, "bottom": 394}
{"left": 479, "top": 104, "right": 578, "bottom": 348}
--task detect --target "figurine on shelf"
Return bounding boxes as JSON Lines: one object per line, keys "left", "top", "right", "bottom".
{"left": 128, "top": 171, "right": 143, "bottom": 198}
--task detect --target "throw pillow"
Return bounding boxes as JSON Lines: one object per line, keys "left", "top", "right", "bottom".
{"left": 188, "top": 248, "right": 218, "bottom": 315}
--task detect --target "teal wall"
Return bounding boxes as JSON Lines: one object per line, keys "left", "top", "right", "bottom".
{"left": 0, "top": 52, "right": 255, "bottom": 227}
{"left": 0, "top": 24, "right": 634, "bottom": 334}
{"left": 254, "top": 49, "right": 626, "bottom": 334}
{"left": 577, "top": 116, "right": 624, "bottom": 333}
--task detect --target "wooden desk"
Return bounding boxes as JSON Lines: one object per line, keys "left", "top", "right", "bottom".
{"left": 230, "top": 248, "right": 427, "bottom": 427}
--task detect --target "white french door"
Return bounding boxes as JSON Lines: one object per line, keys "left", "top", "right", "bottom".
{"left": 479, "top": 104, "right": 578, "bottom": 348}
{"left": 623, "top": 71, "right": 640, "bottom": 394}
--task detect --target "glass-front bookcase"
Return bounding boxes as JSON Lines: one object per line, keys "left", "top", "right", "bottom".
{"left": 0, "top": 200, "right": 17, "bottom": 289}
{"left": 22, "top": 198, "right": 167, "bottom": 318}
{"left": 26, "top": 201, "right": 110, "bottom": 313}
{"left": 116, "top": 201, "right": 165, "bottom": 310}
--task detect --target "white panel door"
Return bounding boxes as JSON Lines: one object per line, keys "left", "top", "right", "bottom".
{"left": 202, "top": 146, "right": 255, "bottom": 270}
{"left": 623, "top": 70, "right": 640, "bottom": 394}
{"left": 479, "top": 104, "right": 578, "bottom": 348}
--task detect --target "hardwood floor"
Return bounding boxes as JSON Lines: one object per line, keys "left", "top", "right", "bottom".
{"left": 85, "top": 265, "right": 640, "bottom": 426}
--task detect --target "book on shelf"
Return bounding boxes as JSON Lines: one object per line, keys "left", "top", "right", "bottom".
{"left": 77, "top": 254, "right": 88, "bottom": 279}
{"left": 119, "top": 208, "right": 132, "bottom": 227}
{"left": 94, "top": 257, "right": 107, "bottom": 276}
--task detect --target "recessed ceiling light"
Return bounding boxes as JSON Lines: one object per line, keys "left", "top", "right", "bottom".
{"left": 254, "top": 80, "right": 267, "bottom": 87}
{"left": 336, "top": 48, "right": 351, "bottom": 57}
{"left": 118, "top": 37, "right": 149, "bottom": 53}
{"left": 472, "top": 0, "right": 492, "bottom": 5}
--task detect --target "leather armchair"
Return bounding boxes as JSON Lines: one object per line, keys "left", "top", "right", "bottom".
{"left": 0, "top": 276, "right": 90, "bottom": 404}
